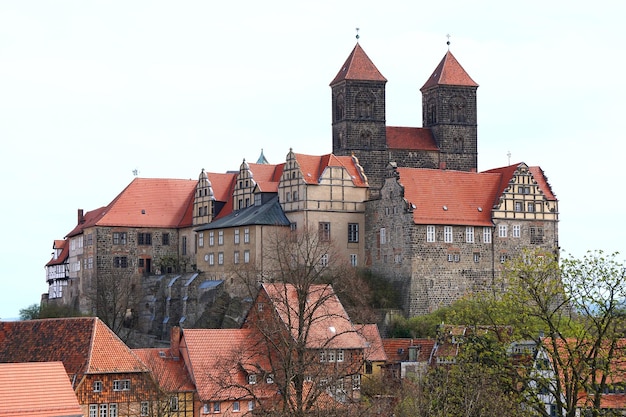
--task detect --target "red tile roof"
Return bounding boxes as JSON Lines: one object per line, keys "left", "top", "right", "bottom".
{"left": 330, "top": 43, "right": 387, "bottom": 85}
{"left": 356, "top": 324, "right": 388, "bottom": 362}
{"left": 483, "top": 163, "right": 557, "bottom": 201}
{"left": 261, "top": 283, "right": 367, "bottom": 349}
{"left": 382, "top": 339, "right": 435, "bottom": 363}
{"left": 45, "top": 239, "right": 68, "bottom": 267}
{"left": 95, "top": 178, "right": 197, "bottom": 228}
{"left": 0, "top": 317, "right": 147, "bottom": 382}
{"left": 294, "top": 153, "right": 368, "bottom": 187}
{"left": 246, "top": 163, "right": 284, "bottom": 183}
{"left": 180, "top": 328, "right": 274, "bottom": 402}
{"left": 207, "top": 172, "right": 238, "bottom": 203}
{"left": 133, "top": 348, "right": 195, "bottom": 392}
{"left": 66, "top": 206, "right": 108, "bottom": 238}
{"left": 386, "top": 127, "right": 439, "bottom": 151}
{"left": 421, "top": 50, "right": 478, "bottom": 91}
{"left": 397, "top": 167, "right": 501, "bottom": 226}
{"left": 0, "top": 361, "right": 83, "bottom": 417}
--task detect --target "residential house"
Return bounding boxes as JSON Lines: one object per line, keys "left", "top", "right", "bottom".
{"left": 44, "top": 239, "right": 69, "bottom": 302}
{"left": 381, "top": 338, "right": 435, "bottom": 381}
{"left": 0, "top": 361, "right": 83, "bottom": 417}
{"left": 0, "top": 317, "right": 160, "bottom": 417}
{"left": 355, "top": 324, "right": 388, "bottom": 380}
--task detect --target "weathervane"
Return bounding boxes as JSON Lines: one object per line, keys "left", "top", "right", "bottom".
{"left": 356, "top": 27, "right": 360, "bottom": 41}
{"left": 446, "top": 33, "right": 451, "bottom": 49}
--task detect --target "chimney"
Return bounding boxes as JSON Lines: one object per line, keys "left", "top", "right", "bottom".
{"left": 171, "top": 326, "right": 181, "bottom": 359}
{"left": 77, "top": 209, "right": 84, "bottom": 224}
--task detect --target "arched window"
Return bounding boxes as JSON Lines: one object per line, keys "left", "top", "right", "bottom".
{"left": 355, "top": 92, "right": 374, "bottom": 119}
{"left": 335, "top": 93, "right": 345, "bottom": 121}
{"left": 450, "top": 97, "right": 466, "bottom": 123}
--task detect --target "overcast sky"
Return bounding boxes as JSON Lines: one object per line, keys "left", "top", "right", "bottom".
{"left": 1, "top": 0, "right": 624, "bottom": 319}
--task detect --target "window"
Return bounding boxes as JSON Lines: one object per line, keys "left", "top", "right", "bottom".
{"left": 87, "top": 257, "right": 93, "bottom": 269}
{"left": 348, "top": 223, "right": 359, "bottom": 243}
{"left": 113, "top": 379, "right": 130, "bottom": 391}
{"left": 198, "top": 232, "right": 204, "bottom": 247}
{"left": 320, "top": 350, "right": 326, "bottom": 362}
{"left": 350, "top": 254, "right": 358, "bottom": 267}
{"left": 530, "top": 227, "right": 544, "bottom": 244}
{"left": 114, "top": 256, "right": 128, "bottom": 268}
{"left": 109, "top": 404, "right": 118, "bottom": 417}
{"left": 444, "top": 226, "right": 453, "bottom": 243}
{"left": 514, "top": 201, "right": 523, "bottom": 212}
{"left": 244, "top": 250, "right": 250, "bottom": 264}
{"left": 320, "top": 254, "right": 329, "bottom": 267}
{"left": 513, "top": 225, "right": 521, "bottom": 238}
{"left": 182, "top": 236, "right": 187, "bottom": 256}
{"left": 466, "top": 226, "right": 474, "bottom": 243}
{"left": 328, "top": 350, "right": 335, "bottom": 362}
{"left": 141, "top": 402, "right": 149, "bottom": 416}
{"left": 483, "top": 227, "right": 492, "bottom": 243}
{"left": 365, "top": 362, "right": 373, "bottom": 374}
{"left": 234, "top": 229, "right": 240, "bottom": 244}
{"left": 473, "top": 253, "right": 480, "bottom": 263}
{"left": 293, "top": 190, "right": 298, "bottom": 201}
{"left": 286, "top": 191, "right": 291, "bottom": 201}
{"left": 500, "top": 254, "right": 508, "bottom": 263}
{"left": 233, "top": 401, "right": 240, "bottom": 412}
{"left": 244, "top": 228, "right": 250, "bottom": 243}
{"left": 266, "top": 374, "right": 274, "bottom": 384}
{"left": 427, "top": 225, "right": 436, "bottom": 242}
{"left": 213, "top": 402, "right": 221, "bottom": 413}
{"left": 234, "top": 251, "right": 240, "bottom": 264}
{"left": 290, "top": 222, "right": 297, "bottom": 232}
{"left": 218, "top": 230, "right": 224, "bottom": 245}
{"left": 100, "top": 404, "right": 107, "bottom": 417}
{"left": 113, "top": 232, "right": 127, "bottom": 245}
{"left": 498, "top": 225, "right": 507, "bottom": 238}
{"left": 380, "top": 227, "right": 386, "bottom": 244}
{"left": 138, "top": 232, "right": 152, "bottom": 245}
{"left": 248, "top": 374, "right": 257, "bottom": 385}
{"left": 519, "top": 186, "right": 531, "bottom": 194}
{"left": 337, "top": 349, "right": 344, "bottom": 362}
{"left": 352, "top": 374, "right": 361, "bottom": 390}
{"left": 254, "top": 194, "right": 261, "bottom": 206}
{"left": 209, "top": 231, "right": 214, "bottom": 246}
{"left": 93, "top": 381, "right": 102, "bottom": 392}
{"left": 218, "top": 252, "right": 224, "bottom": 265}
{"left": 528, "top": 202, "right": 536, "bottom": 212}
{"left": 208, "top": 253, "right": 214, "bottom": 265}
{"left": 319, "top": 222, "right": 331, "bottom": 241}
{"left": 162, "top": 232, "right": 170, "bottom": 246}
{"left": 170, "top": 396, "right": 179, "bottom": 411}
{"left": 203, "top": 404, "right": 211, "bottom": 414}
{"left": 248, "top": 401, "right": 254, "bottom": 411}
{"left": 86, "top": 233, "right": 93, "bottom": 246}
{"left": 89, "top": 404, "right": 97, "bottom": 417}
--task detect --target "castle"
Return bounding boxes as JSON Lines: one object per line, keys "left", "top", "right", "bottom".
{"left": 44, "top": 42, "right": 559, "bottom": 336}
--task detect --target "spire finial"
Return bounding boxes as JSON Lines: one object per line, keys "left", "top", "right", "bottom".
{"left": 446, "top": 34, "right": 451, "bottom": 50}
{"left": 507, "top": 151, "right": 511, "bottom": 165}
{"left": 356, "top": 27, "right": 360, "bottom": 41}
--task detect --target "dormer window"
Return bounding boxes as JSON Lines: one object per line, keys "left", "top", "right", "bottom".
{"left": 248, "top": 374, "right": 257, "bottom": 385}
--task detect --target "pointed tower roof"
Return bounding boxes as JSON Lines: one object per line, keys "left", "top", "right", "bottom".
{"left": 421, "top": 50, "right": 478, "bottom": 91}
{"left": 330, "top": 43, "right": 387, "bottom": 85}
{"left": 256, "top": 148, "right": 269, "bottom": 164}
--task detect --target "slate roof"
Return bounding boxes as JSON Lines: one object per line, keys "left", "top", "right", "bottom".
{"left": 180, "top": 328, "right": 274, "bottom": 402}
{"left": 294, "top": 153, "right": 368, "bottom": 187}
{"left": 397, "top": 167, "right": 501, "bottom": 226}
{"left": 196, "top": 196, "right": 290, "bottom": 231}
{"left": 386, "top": 126, "right": 439, "bottom": 151}
{"left": 356, "top": 324, "right": 388, "bottom": 362}
{"left": 260, "top": 283, "right": 367, "bottom": 349}
{"left": 0, "top": 317, "right": 148, "bottom": 384}
{"left": 0, "top": 361, "right": 83, "bottom": 417}
{"left": 330, "top": 43, "right": 387, "bottom": 85}
{"left": 421, "top": 50, "right": 478, "bottom": 91}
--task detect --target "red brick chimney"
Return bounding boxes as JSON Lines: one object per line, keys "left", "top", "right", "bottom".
{"left": 77, "top": 209, "right": 84, "bottom": 224}
{"left": 170, "top": 326, "right": 181, "bottom": 359}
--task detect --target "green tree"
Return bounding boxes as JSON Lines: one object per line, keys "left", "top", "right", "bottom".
{"left": 19, "top": 303, "right": 41, "bottom": 320}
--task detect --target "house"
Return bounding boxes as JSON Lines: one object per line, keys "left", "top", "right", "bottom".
{"left": 44, "top": 239, "right": 69, "bottom": 302}
{"left": 0, "top": 317, "right": 160, "bottom": 417}
{"left": 355, "top": 324, "right": 388, "bottom": 380}
{"left": 381, "top": 338, "right": 435, "bottom": 381}
{"left": 365, "top": 163, "right": 558, "bottom": 316}
{"left": 0, "top": 361, "right": 83, "bottom": 417}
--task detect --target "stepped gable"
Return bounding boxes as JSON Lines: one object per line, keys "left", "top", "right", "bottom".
{"left": 483, "top": 163, "right": 557, "bottom": 203}
{"left": 0, "top": 317, "right": 147, "bottom": 381}
{"left": 0, "top": 361, "right": 83, "bottom": 417}
{"left": 294, "top": 153, "right": 368, "bottom": 187}
{"left": 386, "top": 126, "right": 439, "bottom": 151}
{"left": 260, "top": 283, "right": 366, "bottom": 349}
{"left": 420, "top": 50, "right": 478, "bottom": 91}
{"left": 397, "top": 167, "right": 501, "bottom": 226}
{"left": 330, "top": 43, "right": 387, "bottom": 85}
{"left": 94, "top": 177, "right": 197, "bottom": 228}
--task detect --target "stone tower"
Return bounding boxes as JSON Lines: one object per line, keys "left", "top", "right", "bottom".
{"left": 330, "top": 43, "right": 388, "bottom": 193}
{"left": 420, "top": 51, "right": 479, "bottom": 171}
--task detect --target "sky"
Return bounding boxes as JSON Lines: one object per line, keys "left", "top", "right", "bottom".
{"left": 1, "top": 0, "right": 624, "bottom": 319}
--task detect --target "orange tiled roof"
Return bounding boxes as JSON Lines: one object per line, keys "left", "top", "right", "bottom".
{"left": 483, "top": 163, "right": 557, "bottom": 201}
{"left": 0, "top": 361, "right": 83, "bottom": 417}
{"left": 247, "top": 162, "right": 284, "bottom": 183}
{"left": 95, "top": 178, "right": 197, "bottom": 228}
{"left": 45, "top": 239, "right": 69, "bottom": 267}
{"left": 207, "top": 172, "right": 238, "bottom": 203}
{"left": 421, "top": 50, "right": 478, "bottom": 91}
{"left": 0, "top": 317, "right": 147, "bottom": 382}
{"left": 397, "top": 167, "right": 501, "bottom": 226}
{"left": 386, "top": 127, "right": 439, "bottom": 151}
{"left": 133, "top": 348, "right": 195, "bottom": 392}
{"left": 180, "top": 328, "right": 274, "bottom": 402}
{"left": 65, "top": 206, "right": 107, "bottom": 238}
{"left": 294, "top": 153, "right": 368, "bottom": 187}
{"left": 382, "top": 339, "right": 435, "bottom": 363}
{"left": 330, "top": 43, "right": 387, "bottom": 85}
{"left": 261, "top": 283, "right": 367, "bottom": 349}
{"left": 356, "top": 324, "right": 388, "bottom": 362}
